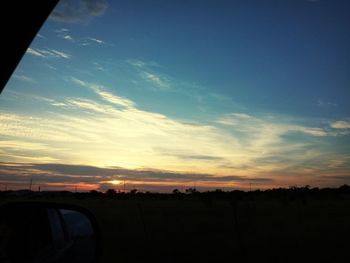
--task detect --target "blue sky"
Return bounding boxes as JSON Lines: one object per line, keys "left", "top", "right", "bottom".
{"left": 0, "top": 0, "right": 350, "bottom": 192}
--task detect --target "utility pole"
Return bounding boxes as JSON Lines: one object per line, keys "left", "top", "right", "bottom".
{"left": 29, "top": 178, "right": 33, "bottom": 191}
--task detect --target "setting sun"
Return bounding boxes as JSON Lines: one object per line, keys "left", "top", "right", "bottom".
{"left": 109, "top": 180, "right": 122, "bottom": 185}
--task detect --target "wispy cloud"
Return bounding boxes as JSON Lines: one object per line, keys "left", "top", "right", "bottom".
{"left": 54, "top": 28, "right": 106, "bottom": 47}
{"left": 77, "top": 37, "right": 107, "bottom": 47}
{"left": 317, "top": 98, "right": 337, "bottom": 108}
{"left": 217, "top": 113, "right": 328, "bottom": 137}
{"left": 66, "top": 98, "right": 110, "bottom": 113}
{"left": 63, "top": 35, "right": 74, "bottom": 41}
{"left": 155, "top": 148, "right": 225, "bottom": 161}
{"left": 44, "top": 64, "right": 57, "bottom": 70}
{"left": 48, "top": 49, "right": 71, "bottom": 59}
{"left": 0, "top": 141, "right": 49, "bottom": 151}
{"left": 330, "top": 121, "right": 350, "bottom": 129}
{"left": 50, "top": 0, "right": 108, "bottom": 23}
{"left": 13, "top": 74, "right": 36, "bottom": 83}
{"left": 126, "top": 60, "right": 222, "bottom": 106}
{"left": 26, "top": 47, "right": 71, "bottom": 59}
{"left": 87, "top": 37, "right": 104, "bottom": 44}
{"left": 217, "top": 113, "right": 252, "bottom": 125}
{"left": 295, "top": 127, "right": 328, "bottom": 137}
{"left": 26, "top": 48, "right": 45, "bottom": 57}
{"left": 55, "top": 28, "right": 74, "bottom": 41}
{"left": 55, "top": 28, "right": 69, "bottom": 33}
{"left": 92, "top": 62, "right": 105, "bottom": 71}
{"left": 127, "top": 59, "right": 172, "bottom": 90}
{"left": 71, "top": 77, "right": 135, "bottom": 107}
{"left": 94, "top": 88, "right": 134, "bottom": 107}
{"left": 126, "top": 59, "right": 159, "bottom": 68}
{"left": 36, "top": 34, "right": 46, "bottom": 39}
{"left": 140, "top": 71, "right": 170, "bottom": 90}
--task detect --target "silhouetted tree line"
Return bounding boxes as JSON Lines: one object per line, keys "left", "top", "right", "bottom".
{"left": 1, "top": 185, "right": 350, "bottom": 202}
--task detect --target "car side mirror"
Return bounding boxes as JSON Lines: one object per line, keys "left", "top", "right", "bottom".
{"left": 0, "top": 202, "right": 100, "bottom": 263}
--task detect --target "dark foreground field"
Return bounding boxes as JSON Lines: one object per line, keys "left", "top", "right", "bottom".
{"left": 1, "top": 188, "right": 350, "bottom": 263}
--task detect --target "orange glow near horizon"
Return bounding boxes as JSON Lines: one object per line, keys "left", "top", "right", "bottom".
{"left": 41, "top": 182, "right": 98, "bottom": 192}
{"left": 1, "top": 175, "right": 347, "bottom": 193}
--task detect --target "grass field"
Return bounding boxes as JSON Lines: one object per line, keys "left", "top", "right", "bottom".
{"left": 1, "top": 192, "right": 350, "bottom": 263}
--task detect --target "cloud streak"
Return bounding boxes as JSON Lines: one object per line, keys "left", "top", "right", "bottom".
{"left": 26, "top": 48, "right": 71, "bottom": 59}
{"left": 87, "top": 37, "right": 104, "bottom": 44}
{"left": 317, "top": 99, "right": 337, "bottom": 108}
{"left": 217, "top": 113, "right": 328, "bottom": 137}
{"left": 140, "top": 71, "right": 170, "bottom": 90}
{"left": 0, "top": 162, "right": 273, "bottom": 191}
{"left": 13, "top": 75, "right": 36, "bottom": 83}
{"left": 49, "top": 49, "right": 71, "bottom": 59}
{"left": 26, "top": 48, "right": 45, "bottom": 58}
{"left": 71, "top": 77, "right": 135, "bottom": 107}
{"left": 331, "top": 121, "right": 350, "bottom": 129}
{"left": 54, "top": 28, "right": 106, "bottom": 47}
{"left": 127, "top": 59, "right": 172, "bottom": 90}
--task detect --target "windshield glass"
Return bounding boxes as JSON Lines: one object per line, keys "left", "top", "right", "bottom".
{"left": 1, "top": 0, "right": 349, "bottom": 192}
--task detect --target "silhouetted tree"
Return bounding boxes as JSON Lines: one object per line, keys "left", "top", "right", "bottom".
{"left": 185, "top": 187, "right": 198, "bottom": 194}
{"left": 172, "top": 189, "right": 180, "bottom": 194}
{"left": 339, "top": 184, "right": 350, "bottom": 193}
{"left": 130, "top": 189, "right": 137, "bottom": 194}
{"left": 89, "top": 190, "right": 102, "bottom": 197}
{"left": 106, "top": 189, "right": 116, "bottom": 196}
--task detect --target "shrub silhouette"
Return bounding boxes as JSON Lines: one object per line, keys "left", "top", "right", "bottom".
{"left": 172, "top": 189, "right": 180, "bottom": 194}
{"left": 105, "top": 189, "right": 116, "bottom": 196}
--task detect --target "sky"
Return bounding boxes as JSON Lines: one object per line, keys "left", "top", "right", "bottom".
{"left": 1, "top": 0, "right": 350, "bottom": 192}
